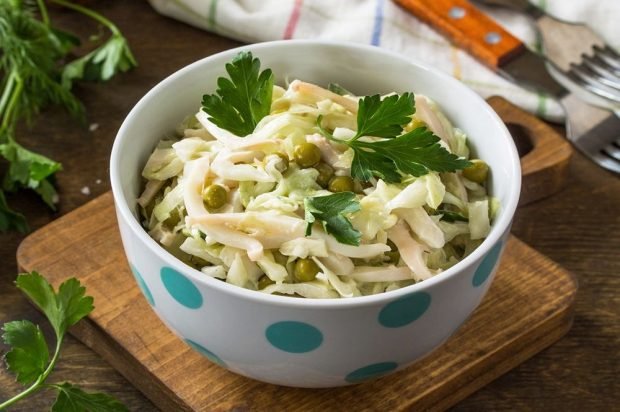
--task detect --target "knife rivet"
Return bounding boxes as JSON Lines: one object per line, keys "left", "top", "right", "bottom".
{"left": 448, "top": 6, "right": 466, "bottom": 19}
{"left": 485, "top": 32, "right": 502, "bottom": 45}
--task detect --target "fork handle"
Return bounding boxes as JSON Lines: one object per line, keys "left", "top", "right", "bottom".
{"left": 394, "top": 0, "right": 525, "bottom": 69}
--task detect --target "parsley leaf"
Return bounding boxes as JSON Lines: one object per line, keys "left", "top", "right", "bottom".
{"left": 318, "top": 93, "right": 471, "bottom": 182}
{"left": 351, "top": 127, "right": 471, "bottom": 180}
{"left": 0, "top": 141, "right": 61, "bottom": 210}
{"left": 51, "top": 382, "right": 128, "bottom": 412}
{"left": 355, "top": 93, "right": 415, "bottom": 139}
{"left": 15, "top": 272, "right": 94, "bottom": 339}
{"left": 62, "top": 34, "right": 137, "bottom": 88}
{"left": 350, "top": 145, "right": 401, "bottom": 183}
{"left": 2, "top": 320, "right": 49, "bottom": 385}
{"left": 304, "top": 192, "right": 361, "bottom": 246}
{"left": 202, "top": 51, "right": 274, "bottom": 136}
{"left": 0, "top": 272, "right": 123, "bottom": 411}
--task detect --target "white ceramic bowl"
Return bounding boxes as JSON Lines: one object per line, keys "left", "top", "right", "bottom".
{"left": 110, "top": 40, "right": 521, "bottom": 388}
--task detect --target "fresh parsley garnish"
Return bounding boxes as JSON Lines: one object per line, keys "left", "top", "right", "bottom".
{"left": 50, "top": 383, "right": 128, "bottom": 412}
{"left": 0, "top": 272, "right": 127, "bottom": 411}
{"left": 355, "top": 93, "right": 415, "bottom": 139}
{"left": 0, "top": 0, "right": 137, "bottom": 233}
{"left": 318, "top": 93, "right": 471, "bottom": 182}
{"left": 202, "top": 51, "right": 274, "bottom": 137}
{"left": 304, "top": 192, "right": 361, "bottom": 246}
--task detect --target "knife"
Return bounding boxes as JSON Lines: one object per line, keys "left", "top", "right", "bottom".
{"left": 394, "top": 0, "right": 620, "bottom": 174}
{"left": 472, "top": 0, "right": 620, "bottom": 103}
{"left": 471, "top": 0, "right": 608, "bottom": 71}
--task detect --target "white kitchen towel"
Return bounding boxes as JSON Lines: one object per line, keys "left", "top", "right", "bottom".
{"left": 148, "top": 0, "right": 620, "bottom": 121}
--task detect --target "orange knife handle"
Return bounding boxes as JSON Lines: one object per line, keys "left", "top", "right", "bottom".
{"left": 394, "top": 0, "right": 525, "bottom": 69}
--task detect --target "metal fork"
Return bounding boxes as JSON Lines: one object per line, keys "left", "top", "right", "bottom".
{"left": 474, "top": 0, "right": 620, "bottom": 103}
{"left": 472, "top": 0, "right": 620, "bottom": 173}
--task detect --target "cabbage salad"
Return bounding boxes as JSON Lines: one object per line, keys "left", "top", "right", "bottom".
{"left": 138, "top": 51, "right": 497, "bottom": 298}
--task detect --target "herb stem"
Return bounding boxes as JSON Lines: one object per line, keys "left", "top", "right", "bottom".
{"left": 0, "top": 71, "right": 17, "bottom": 128}
{"left": 0, "top": 71, "right": 23, "bottom": 139}
{"left": 36, "top": 0, "right": 50, "bottom": 26}
{"left": 51, "top": 0, "right": 121, "bottom": 35}
{"left": 0, "top": 337, "right": 64, "bottom": 410}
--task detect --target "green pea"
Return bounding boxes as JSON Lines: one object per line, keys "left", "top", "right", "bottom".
{"left": 315, "top": 162, "right": 334, "bottom": 188}
{"left": 271, "top": 251, "right": 287, "bottom": 266}
{"left": 328, "top": 175, "right": 354, "bottom": 193}
{"left": 294, "top": 258, "right": 320, "bottom": 282}
{"left": 202, "top": 184, "right": 227, "bottom": 210}
{"left": 462, "top": 159, "right": 489, "bottom": 183}
{"left": 258, "top": 275, "right": 275, "bottom": 290}
{"left": 294, "top": 142, "right": 321, "bottom": 168}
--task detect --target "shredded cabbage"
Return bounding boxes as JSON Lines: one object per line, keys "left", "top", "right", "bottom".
{"left": 139, "top": 80, "right": 497, "bottom": 298}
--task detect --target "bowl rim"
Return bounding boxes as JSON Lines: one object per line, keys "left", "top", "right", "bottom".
{"left": 110, "top": 39, "right": 521, "bottom": 309}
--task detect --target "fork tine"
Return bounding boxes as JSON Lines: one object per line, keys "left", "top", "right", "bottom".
{"left": 577, "top": 58, "right": 620, "bottom": 91}
{"left": 602, "top": 45, "right": 620, "bottom": 60}
{"left": 567, "top": 65, "right": 620, "bottom": 103}
{"left": 603, "top": 143, "right": 620, "bottom": 161}
{"left": 593, "top": 151, "right": 620, "bottom": 173}
{"left": 593, "top": 45, "right": 620, "bottom": 70}
{"left": 585, "top": 52, "right": 620, "bottom": 77}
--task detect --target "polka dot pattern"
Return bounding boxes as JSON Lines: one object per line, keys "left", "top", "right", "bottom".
{"left": 185, "top": 339, "right": 226, "bottom": 367}
{"left": 378, "top": 292, "right": 431, "bottom": 328}
{"left": 160, "top": 267, "right": 203, "bottom": 309}
{"left": 472, "top": 241, "right": 503, "bottom": 287}
{"left": 265, "top": 321, "right": 323, "bottom": 353}
{"left": 130, "top": 264, "right": 154, "bottom": 306}
{"left": 345, "top": 362, "right": 398, "bottom": 383}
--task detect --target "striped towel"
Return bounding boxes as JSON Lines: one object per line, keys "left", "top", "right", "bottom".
{"left": 148, "top": 0, "right": 619, "bottom": 121}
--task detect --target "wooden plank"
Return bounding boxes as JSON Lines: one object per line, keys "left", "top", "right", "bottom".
{"left": 16, "top": 192, "right": 577, "bottom": 411}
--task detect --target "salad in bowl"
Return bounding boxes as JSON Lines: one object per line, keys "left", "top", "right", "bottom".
{"left": 137, "top": 51, "right": 496, "bottom": 299}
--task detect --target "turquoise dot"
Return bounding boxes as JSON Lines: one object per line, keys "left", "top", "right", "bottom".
{"left": 265, "top": 321, "right": 323, "bottom": 353}
{"left": 160, "top": 267, "right": 203, "bottom": 309}
{"left": 472, "top": 241, "right": 503, "bottom": 287}
{"left": 378, "top": 292, "right": 431, "bottom": 328}
{"left": 185, "top": 339, "right": 226, "bottom": 367}
{"left": 345, "top": 362, "right": 398, "bottom": 383}
{"left": 130, "top": 264, "right": 154, "bottom": 306}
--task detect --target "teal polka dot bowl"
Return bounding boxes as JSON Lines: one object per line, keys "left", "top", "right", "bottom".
{"left": 110, "top": 41, "right": 521, "bottom": 388}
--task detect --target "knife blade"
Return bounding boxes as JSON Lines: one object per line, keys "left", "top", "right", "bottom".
{"left": 394, "top": 0, "right": 620, "bottom": 174}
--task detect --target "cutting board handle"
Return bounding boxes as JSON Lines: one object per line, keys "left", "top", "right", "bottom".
{"left": 487, "top": 96, "right": 572, "bottom": 205}
{"left": 395, "top": 0, "right": 525, "bottom": 69}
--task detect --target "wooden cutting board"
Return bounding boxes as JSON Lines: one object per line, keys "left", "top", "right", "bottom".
{"left": 16, "top": 192, "right": 577, "bottom": 412}
{"left": 15, "top": 98, "right": 576, "bottom": 411}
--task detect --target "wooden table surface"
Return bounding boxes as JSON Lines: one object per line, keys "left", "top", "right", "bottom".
{"left": 0, "top": 1, "right": 618, "bottom": 411}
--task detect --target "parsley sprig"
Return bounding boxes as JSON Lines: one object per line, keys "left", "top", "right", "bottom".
{"left": 318, "top": 93, "right": 471, "bottom": 182}
{"left": 202, "top": 51, "right": 274, "bottom": 137}
{"left": 0, "top": 272, "right": 127, "bottom": 411}
{"left": 0, "top": 0, "right": 137, "bottom": 233}
{"left": 304, "top": 192, "right": 361, "bottom": 246}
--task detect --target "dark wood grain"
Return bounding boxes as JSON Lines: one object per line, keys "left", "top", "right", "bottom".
{"left": 14, "top": 193, "right": 576, "bottom": 411}
{"left": 0, "top": 1, "right": 618, "bottom": 411}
